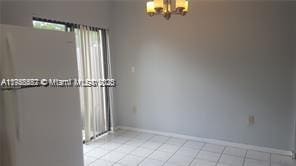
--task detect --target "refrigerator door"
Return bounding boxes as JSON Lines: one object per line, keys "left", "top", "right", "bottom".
{"left": 0, "top": 24, "right": 83, "bottom": 166}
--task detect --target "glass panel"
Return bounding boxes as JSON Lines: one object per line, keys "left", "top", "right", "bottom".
{"left": 33, "top": 20, "right": 65, "bottom": 32}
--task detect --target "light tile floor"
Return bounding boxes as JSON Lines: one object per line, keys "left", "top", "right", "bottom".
{"left": 83, "top": 129, "right": 296, "bottom": 166}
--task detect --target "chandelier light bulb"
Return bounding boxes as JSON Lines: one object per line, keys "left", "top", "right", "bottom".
{"left": 146, "top": 1, "right": 156, "bottom": 16}
{"left": 154, "top": 0, "right": 164, "bottom": 12}
{"left": 146, "top": 0, "right": 189, "bottom": 20}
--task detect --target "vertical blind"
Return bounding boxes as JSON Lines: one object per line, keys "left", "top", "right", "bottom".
{"left": 75, "top": 26, "right": 110, "bottom": 142}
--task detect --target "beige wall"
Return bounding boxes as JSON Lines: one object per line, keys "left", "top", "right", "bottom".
{"left": 109, "top": 1, "right": 296, "bottom": 151}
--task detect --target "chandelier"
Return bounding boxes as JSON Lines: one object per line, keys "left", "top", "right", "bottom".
{"left": 146, "top": 0, "right": 189, "bottom": 20}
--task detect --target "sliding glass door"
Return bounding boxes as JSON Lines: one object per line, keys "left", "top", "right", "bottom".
{"left": 75, "top": 27, "right": 111, "bottom": 142}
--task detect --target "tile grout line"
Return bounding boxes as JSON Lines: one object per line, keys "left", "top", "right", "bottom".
{"left": 87, "top": 130, "right": 141, "bottom": 166}
{"left": 113, "top": 131, "right": 157, "bottom": 166}
{"left": 187, "top": 142, "right": 207, "bottom": 166}
{"left": 137, "top": 136, "right": 171, "bottom": 165}
{"left": 160, "top": 139, "right": 191, "bottom": 166}
{"left": 102, "top": 131, "right": 137, "bottom": 163}
{"left": 243, "top": 150, "right": 272, "bottom": 166}
{"left": 88, "top": 130, "right": 135, "bottom": 165}
{"left": 114, "top": 131, "right": 173, "bottom": 165}
{"left": 111, "top": 132, "right": 143, "bottom": 166}
{"left": 215, "top": 146, "right": 226, "bottom": 166}
{"left": 199, "top": 145, "right": 250, "bottom": 159}
{"left": 110, "top": 131, "right": 141, "bottom": 166}
{"left": 242, "top": 149, "right": 248, "bottom": 166}
{"left": 84, "top": 138, "right": 111, "bottom": 165}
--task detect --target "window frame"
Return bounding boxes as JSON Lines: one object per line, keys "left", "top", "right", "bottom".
{"left": 32, "top": 17, "right": 104, "bottom": 32}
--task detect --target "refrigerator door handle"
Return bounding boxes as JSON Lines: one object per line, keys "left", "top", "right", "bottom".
{"left": 6, "top": 33, "right": 21, "bottom": 141}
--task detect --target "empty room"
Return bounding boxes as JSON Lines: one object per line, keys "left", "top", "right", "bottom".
{"left": 0, "top": 0, "right": 296, "bottom": 166}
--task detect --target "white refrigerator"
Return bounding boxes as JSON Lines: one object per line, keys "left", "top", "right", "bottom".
{"left": 0, "top": 24, "right": 84, "bottom": 166}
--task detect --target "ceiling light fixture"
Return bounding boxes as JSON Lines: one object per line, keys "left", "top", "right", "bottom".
{"left": 146, "top": 0, "right": 189, "bottom": 20}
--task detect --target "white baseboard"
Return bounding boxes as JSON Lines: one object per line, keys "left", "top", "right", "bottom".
{"left": 116, "top": 125, "right": 293, "bottom": 157}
